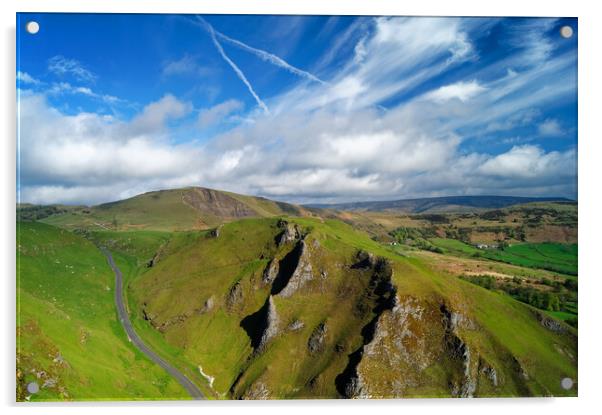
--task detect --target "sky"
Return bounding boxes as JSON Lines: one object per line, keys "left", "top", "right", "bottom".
{"left": 16, "top": 14, "right": 578, "bottom": 206}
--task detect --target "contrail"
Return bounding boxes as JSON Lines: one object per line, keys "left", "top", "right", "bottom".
{"left": 198, "top": 17, "right": 270, "bottom": 114}
{"left": 215, "top": 32, "right": 327, "bottom": 85}
{"left": 196, "top": 16, "right": 326, "bottom": 86}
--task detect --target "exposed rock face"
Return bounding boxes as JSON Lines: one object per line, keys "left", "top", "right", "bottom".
{"left": 258, "top": 296, "right": 280, "bottom": 351}
{"left": 535, "top": 311, "right": 567, "bottom": 333}
{"left": 242, "top": 381, "right": 271, "bottom": 400}
{"left": 480, "top": 360, "right": 498, "bottom": 387}
{"left": 226, "top": 281, "right": 243, "bottom": 310}
{"left": 182, "top": 187, "right": 257, "bottom": 219}
{"left": 336, "top": 257, "right": 396, "bottom": 398}
{"left": 307, "top": 322, "right": 328, "bottom": 355}
{"left": 262, "top": 259, "right": 279, "bottom": 286}
{"left": 277, "top": 220, "right": 300, "bottom": 246}
{"left": 277, "top": 240, "right": 314, "bottom": 298}
{"left": 339, "top": 289, "right": 483, "bottom": 398}
{"left": 287, "top": 319, "right": 304, "bottom": 331}
{"left": 197, "top": 296, "right": 214, "bottom": 314}
{"left": 441, "top": 304, "right": 478, "bottom": 398}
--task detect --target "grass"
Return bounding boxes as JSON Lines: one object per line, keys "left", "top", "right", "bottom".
{"left": 483, "top": 243, "right": 577, "bottom": 275}
{"left": 428, "top": 238, "right": 577, "bottom": 276}
{"left": 128, "top": 216, "right": 577, "bottom": 398}
{"left": 16, "top": 221, "right": 189, "bottom": 401}
{"left": 42, "top": 189, "right": 202, "bottom": 231}
{"left": 40, "top": 187, "right": 306, "bottom": 232}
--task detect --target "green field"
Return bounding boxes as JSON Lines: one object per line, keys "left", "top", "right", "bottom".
{"left": 16, "top": 221, "right": 189, "bottom": 401}
{"left": 429, "top": 238, "right": 577, "bottom": 276}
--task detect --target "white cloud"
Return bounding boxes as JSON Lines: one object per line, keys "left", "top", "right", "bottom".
{"left": 128, "top": 94, "right": 192, "bottom": 135}
{"left": 538, "top": 118, "right": 565, "bottom": 137}
{"left": 19, "top": 93, "right": 203, "bottom": 205}
{"left": 19, "top": 17, "right": 577, "bottom": 205}
{"left": 198, "top": 99, "right": 243, "bottom": 128}
{"left": 48, "top": 55, "right": 97, "bottom": 83}
{"left": 17, "top": 71, "right": 40, "bottom": 85}
{"left": 478, "top": 145, "right": 575, "bottom": 180}
{"left": 424, "top": 80, "right": 487, "bottom": 103}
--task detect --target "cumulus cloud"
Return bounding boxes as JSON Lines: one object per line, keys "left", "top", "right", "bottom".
{"left": 19, "top": 17, "right": 577, "bottom": 205}
{"left": 478, "top": 145, "right": 576, "bottom": 180}
{"left": 424, "top": 80, "right": 487, "bottom": 103}
{"left": 198, "top": 99, "right": 243, "bottom": 128}
{"left": 19, "top": 93, "right": 204, "bottom": 205}
{"left": 48, "top": 55, "right": 97, "bottom": 83}
{"left": 128, "top": 94, "right": 192, "bottom": 135}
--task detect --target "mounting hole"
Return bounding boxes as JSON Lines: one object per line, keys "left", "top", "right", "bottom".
{"left": 26, "top": 21, "right": 40, "bottom": 35}
{"left": 560, "top": 25, "right": 573, "bottom": 39}
{"left": 561, "top": 377, "right": 574, "bottom": 390}
{"left": 26, "top": 382, "right": 39, "bottom": 394}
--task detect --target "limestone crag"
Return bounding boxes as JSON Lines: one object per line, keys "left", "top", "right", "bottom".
{"left": 278, "top": 240, "right": 313, "bottom": 298}
{"left": 258, "top": 296, "right": 280, "bottom": 351}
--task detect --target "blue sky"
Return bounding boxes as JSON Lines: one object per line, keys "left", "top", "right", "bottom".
{"left": 16, "top": 14, "right": 578, "bottom": 205}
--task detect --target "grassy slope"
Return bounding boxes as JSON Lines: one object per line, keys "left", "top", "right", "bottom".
{"left": 16, "top": 222, "right": 188, "bottom": 401}
{"left": 41, "top": 187, "right": 308, "bottom": 232}
{"left": 86, "top": 228, "right": 218, "bottom": 398}
{"left": 42, "top": 189, "right": 201, "bottom": 231}
{"left": 129, "top": 217, "right": 577, "bottom": 398}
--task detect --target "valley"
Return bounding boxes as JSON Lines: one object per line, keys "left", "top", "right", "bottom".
{"left": 16, "top": 187, "right": 578, "bottom": 400}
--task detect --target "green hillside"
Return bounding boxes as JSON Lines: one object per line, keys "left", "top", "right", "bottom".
{"left": 41, "top": 187, "right": 308, "bottom": 232}
{"left": 16, "top": 221, "right": 189, "bottom": 401}
{"left": 124, "top": 217, "right": 577, "bottom": 398}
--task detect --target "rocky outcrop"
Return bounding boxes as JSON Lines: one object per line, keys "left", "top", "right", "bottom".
{"left": 277, "top": 220, "right": 300, "bottom": 246}
{"left": 287, "top": 319, "right": 304, "bottom": 331}
{"left": 278, "top": 240, "right": 313, "bottom": 298}
{"left": 242, "top": 381, "right": 271, "bottom": 399}
{"left": 262, "top": 259, "right": 279, "bottom": 286}
{"left": 336, "top": 256, "right": 396, "bottom": 398}
{"left": 197, "top": 296, "right": 214, "bottom": 314}
{"left": 441, "top": 304, "right": 478, "bottom": 398}
{"left": 535, "top": 311, "right": 567, "bottom": 334}
{"left": 338, "top": 285, "right": 483, "bottom": 398}
{"left": 226, "top": 281, "right": 243, "bottom": 310}
{"left": 479, "top": 359, "right": 498, "bottom": 387}
{"left": 307, "top": 322, "right": 328, "bottom": 355}
{"left": 240, "top": 296, "right": 280, "bottom": 352}
{"left": 258, "top": 296, "right": 279, "bottom": 351}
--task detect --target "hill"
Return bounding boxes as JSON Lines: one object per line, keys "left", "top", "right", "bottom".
{"left": 119, "top": 217, "right": 576, "bottom": 398}
{"left": 40, "top": 187, "right": 310, "bottom": 231}
{"left": 16, "top": 222, "right": 189, "bottom": 401}
{"left": 308, "top": 195, "right": 574, "bottom": 214}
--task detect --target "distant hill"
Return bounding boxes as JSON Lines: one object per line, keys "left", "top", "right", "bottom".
{"left": 39, "top": 187, "right": 311, "bottom": 231}
{"left": 307, "top": 195, "right": 575, "bottom": 214}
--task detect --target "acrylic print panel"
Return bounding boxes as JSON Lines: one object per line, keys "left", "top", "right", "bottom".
{"left": 16, "top": 13, "right": 578, "bottom": 401}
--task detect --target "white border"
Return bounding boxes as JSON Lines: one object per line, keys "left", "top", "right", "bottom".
{"left": 2, "top": 1, "right": 600, "bottom": 414}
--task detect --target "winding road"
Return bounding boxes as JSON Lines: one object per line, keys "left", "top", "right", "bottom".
{"left": 101, "top": 249, "right": 205, "bottom": 400}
